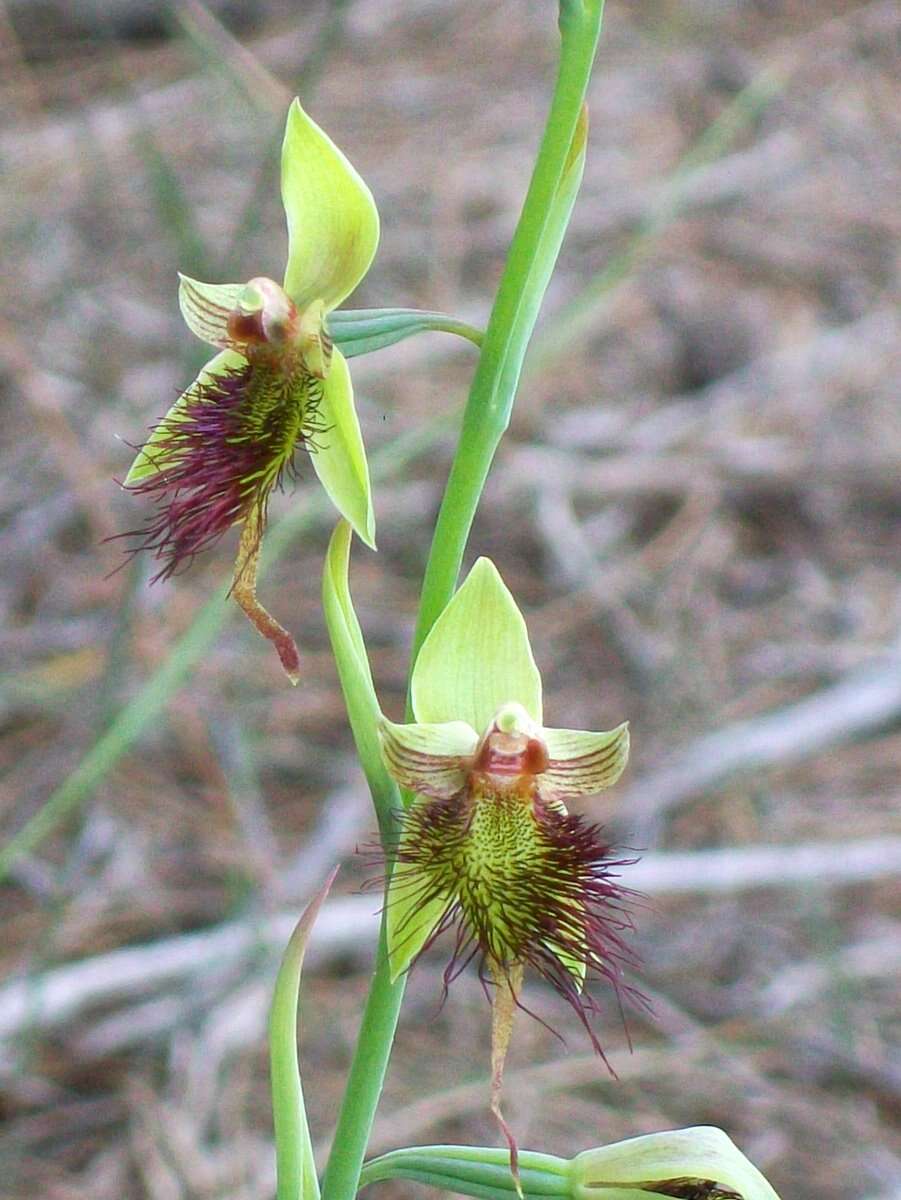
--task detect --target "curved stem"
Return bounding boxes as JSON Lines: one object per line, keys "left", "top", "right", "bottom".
{"left": 319, "top": 7, "right": 606, "bottom": 1199}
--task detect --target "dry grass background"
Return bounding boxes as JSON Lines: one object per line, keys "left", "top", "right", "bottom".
{"left": 1, "top": 0, "right": 900, "bottom": 1197}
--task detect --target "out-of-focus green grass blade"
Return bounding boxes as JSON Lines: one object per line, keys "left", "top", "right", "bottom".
{"left": 527, "top": 66, "right": 785, "bottom": 374}
{"left": 172, "top": 0, "right": 291, "bottom": 114}
{"left": 0, "top": 416, "right": 453, "bottom": 885}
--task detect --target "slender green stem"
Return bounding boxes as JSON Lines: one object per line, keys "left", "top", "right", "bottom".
{"left": 318, "top": 923, "right": 406, "bottom": 1200}
{"left": 410, "top": 0, "right": 606, "bottom": 657}
{"left": 320, "top": 7, "right": 606, "bottom": 1200}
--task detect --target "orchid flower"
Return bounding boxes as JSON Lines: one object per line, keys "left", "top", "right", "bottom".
{"left": 121, "top": 100, "right": 379, "bottom": 683}
{"left": 377, "top": 558, "right": 640, "bottom": 1186}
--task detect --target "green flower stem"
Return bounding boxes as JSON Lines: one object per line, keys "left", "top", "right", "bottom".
{"left": 318, "top": 923, "right": 406, "bottom": 1200}
{"left": 410, "top": 0, "right": 606, "bottom": 658}
{"left": 320, "top": 7, "right": 606, "bottom": 1200}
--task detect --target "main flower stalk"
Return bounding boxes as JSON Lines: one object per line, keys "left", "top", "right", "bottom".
{"left": 319, "top": 5, "right": 609, "bottom": 1199}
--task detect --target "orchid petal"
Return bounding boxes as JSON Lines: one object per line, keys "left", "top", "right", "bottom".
{"left": 379, "top": 718, "right": 478, "bottom": 799}
{"left": 540, "top": 723, "right": 630, "bottom": 801}
{"left": 281, "top": 99, "right": 379, "bottom": 313}
{"left": 412, "top": 559, "right": 542, "bottom": 732}
{"left": 310, "top": 349, "right": 375, "bottom": 549}
{"left": 177, "top": 275, "right": 244, "bottom": 348}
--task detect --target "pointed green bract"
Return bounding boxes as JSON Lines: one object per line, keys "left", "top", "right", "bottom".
{"left": 123, "top": 348, "right": 245, "bottom": 485}
{"left": 521, "top": 104, "right": 588, "bottom": 318}
{"left": 177, "top": 274, "right": 243, "bottom": 347}
{"left": 312, "top": 349, "right": 376, "bottom": 550}
{"left": 281, "top": 99, "right": 380, "bottom": 313}
{"left": 571, "top": 1127, "right": 782, "bottom": 1200}
{"left": 411, "top": 558, "right": 542, "bottom": 732}
{"left": 269, "top": 871, "right": 338, "bottom": 1200}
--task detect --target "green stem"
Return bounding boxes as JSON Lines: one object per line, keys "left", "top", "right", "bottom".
{"left": 320, "top": 6, "right": 606, "bottom": 1200}
{"left": 410, "top": 0, "right": 606, "bottom": 656}
{"left": 318, "top": 922, "right": 405, "bottom": 1200}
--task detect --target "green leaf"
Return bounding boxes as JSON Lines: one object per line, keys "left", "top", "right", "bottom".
{"left": 322, "top": 521, "right": 398, "bottom": 833}
{"left": 328, "top": 308, "right": 482, "bottom": 359}
{"left": 570, "top": 1127, "right": 782, "bottom": 1200}
{"left": 123, "top": 348, "right": 244, "bottom": 485}
{"left": 311, "top": 349, "right": 376, "bottom": 549}
{"left": 269, "top": 870, "right": 338, "bottom": 1200}
{"left": 281, "top": 98, "right": 379, "bottom": 313}
{"left": 411, "top": 558, "right": 542, "bottom": 733}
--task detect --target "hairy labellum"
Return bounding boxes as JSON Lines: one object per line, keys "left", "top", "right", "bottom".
{"left": 389, "top": 776, "right": 641, "bottom": 1046}
{"left": 122, "top": 353, "right": 325, "bottom": 581}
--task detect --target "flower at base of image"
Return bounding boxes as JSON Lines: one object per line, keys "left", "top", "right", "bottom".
{"left": 377, "top": 557, "right": 642, "bottom": 1190}
{"left": 120, "top": 100, "right": 378, "bottom": 683}
{"left": 569, "top": 1127, "right": 781, "bottom": 1200}
{"left": 359, "top": 1125, "right": 783, "bottom": 1200}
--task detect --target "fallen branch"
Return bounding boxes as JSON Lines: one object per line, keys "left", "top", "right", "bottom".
{"left": 618, "top": 649, "right": 901, "bottom": 834}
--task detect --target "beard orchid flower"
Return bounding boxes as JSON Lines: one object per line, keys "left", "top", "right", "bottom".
{"left": 377, "top": 558, "right": 642, "bottom": 1187}
{"left": 121, "top": 101, "right": 380, "bottom": 683}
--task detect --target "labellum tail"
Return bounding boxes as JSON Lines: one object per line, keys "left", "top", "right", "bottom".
{"left": 232, "top": 510, "right": 300, "bottom": 684}
{"left": 489, "top": 959, "right": 524, "bottom": 1200}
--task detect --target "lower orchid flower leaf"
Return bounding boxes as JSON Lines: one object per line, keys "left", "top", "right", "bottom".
{"left": 358, "top": 1144, "right": 571, "bottom": 1199}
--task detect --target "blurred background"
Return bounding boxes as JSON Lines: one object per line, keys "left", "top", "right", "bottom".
{"left": 1, "top": 0, "right": 899, "bottom": 1197}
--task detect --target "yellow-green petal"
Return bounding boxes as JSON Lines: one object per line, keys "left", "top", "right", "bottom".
{"left": 540, "top": 723, "right": 630, "bottom": 800}
{"left": 177, "top": 275, "right": 244, "bottom": 348}
{"left": 379, "top": 718, "right": 478, "bottom": 799}
{"left": 123, "top": 348, "right": 244, "bottom": 485}
{"left": 310, "top": 349, "right": 375, "bottom": 549}
{"left": 411, "top": 558, "right": 542, "bottom": 732}
{"left": 281, "top": 98, "right": 379, "bottom": 313}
